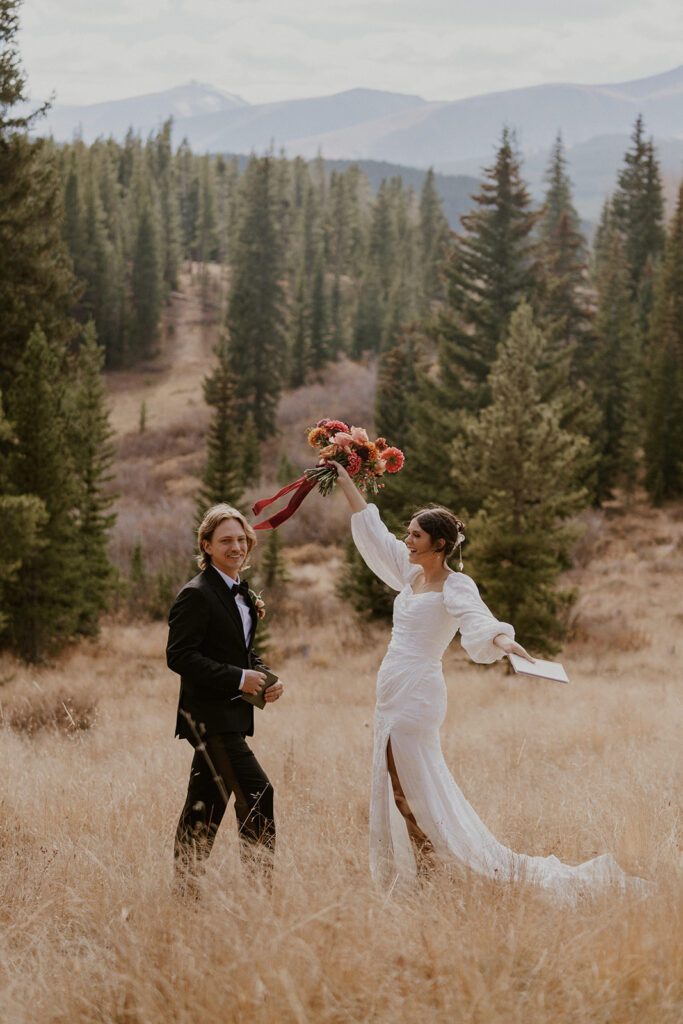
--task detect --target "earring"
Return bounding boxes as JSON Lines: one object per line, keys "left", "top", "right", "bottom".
{"left": 457, "top": 531, "right": 465, "bottom": 571}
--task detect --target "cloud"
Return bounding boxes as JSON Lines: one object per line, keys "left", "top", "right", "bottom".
{"left": 17, "top": 0, "right": 683, "bottom": 107}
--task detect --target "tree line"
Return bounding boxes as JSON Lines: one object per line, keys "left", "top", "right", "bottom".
{"left": 2, "top": 0, "right": 682, "bottom": 660}
{"left": 56, "top": 128, "right": 450, "bottom": 378}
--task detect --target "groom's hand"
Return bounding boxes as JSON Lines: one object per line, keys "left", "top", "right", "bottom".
{"left": 242, "top": 670, "right": 268, "bottom": 695}
{"left": 264, "top": 681, "right": 284, "bottom": 703}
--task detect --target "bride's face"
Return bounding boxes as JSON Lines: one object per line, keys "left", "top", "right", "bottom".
{"left": 405, "top": 518, "right": 442, "bottom": 564}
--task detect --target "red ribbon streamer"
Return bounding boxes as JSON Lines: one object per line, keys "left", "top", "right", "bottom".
{"left": 251, "top": 475, "right": 316, "bottom": 530}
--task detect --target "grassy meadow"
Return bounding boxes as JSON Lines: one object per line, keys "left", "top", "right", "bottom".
{"left": 0, "top": 270, "right": 681, "bottom": 1023}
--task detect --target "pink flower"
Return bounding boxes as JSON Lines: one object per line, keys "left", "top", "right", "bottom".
{"left": 319, "top": 418, "right": 350, "bottom": 433}
{"left": 350, "top": 426, "right": 369, "bottom": 443}
{"left": 375, "top": 458, "right": 387, "bottom": 475}
{"left": 383, "top": 447, "right": 404, "bottom": 473}
{"left": 346, "top": 452, "right": 362, "bottom": 476}
{"left": 331, "top": 431, "right": 354, "bottom": 448}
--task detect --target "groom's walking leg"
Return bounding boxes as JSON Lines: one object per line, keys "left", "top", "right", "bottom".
{"left": 209, "top": 733, "right": 276, "bottom": 871}
{"left": 174, "top": 741, "right": 231, "bottom": 886}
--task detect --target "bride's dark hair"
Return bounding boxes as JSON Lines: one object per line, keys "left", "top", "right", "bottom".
{"left": 412, "top": 504, "right": 465, "bottom": 560}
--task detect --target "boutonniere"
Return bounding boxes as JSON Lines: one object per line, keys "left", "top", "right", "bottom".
{"left": 250, "top": 590, "right": 266, "bottom": 620}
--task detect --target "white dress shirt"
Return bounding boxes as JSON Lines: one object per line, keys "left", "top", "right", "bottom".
{"left": 213, "top": 566, "right": 252, "bottom": 690}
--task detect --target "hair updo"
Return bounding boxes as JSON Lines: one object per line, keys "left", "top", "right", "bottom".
{"left": 411, "top": 504, "right": 465, "bottom": 560}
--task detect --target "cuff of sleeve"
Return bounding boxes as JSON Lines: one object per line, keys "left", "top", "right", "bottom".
{"left": 238, "top": 670, "right": 246, "bottom": 690}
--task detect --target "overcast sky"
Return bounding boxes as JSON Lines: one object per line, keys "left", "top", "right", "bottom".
{"left": 19, "top": 0, "right": 683, "bottom": 107}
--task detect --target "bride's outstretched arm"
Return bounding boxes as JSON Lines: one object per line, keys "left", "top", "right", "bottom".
{"left": 328, "top": 460, "right": 367, "bottom": 514}
{"left": 493, "top": 633, "right": 534, "bottom": 662}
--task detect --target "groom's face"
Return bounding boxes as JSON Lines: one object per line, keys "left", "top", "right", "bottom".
{"left": 203, "top": 518, "right": 248, "bottom": 579}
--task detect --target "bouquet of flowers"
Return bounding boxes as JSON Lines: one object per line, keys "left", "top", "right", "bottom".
{"left": 251, "top": 418, "right": 405, "bottom": 530}
{"left": 304, "top": 418, "right": 404, "bottom": 496}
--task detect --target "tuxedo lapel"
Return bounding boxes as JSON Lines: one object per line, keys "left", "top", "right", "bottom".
{"left": 204, "top": 566, "right": 247, "bottom": 648}
{"left": 245, "top": 593, "right": 258, "bottom": 647}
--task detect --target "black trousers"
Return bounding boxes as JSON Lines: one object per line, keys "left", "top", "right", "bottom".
{"left": 174, "top": 732, "right": 275, "bottom": 877}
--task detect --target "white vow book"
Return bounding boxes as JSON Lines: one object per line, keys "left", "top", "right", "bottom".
{"left": 508, "top": 653, "right": 569, "bottom": 684}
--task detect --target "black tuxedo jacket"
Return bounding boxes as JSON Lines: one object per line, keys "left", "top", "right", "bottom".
{"left": 166, "top": 565, "right": 269, "bottom": 743}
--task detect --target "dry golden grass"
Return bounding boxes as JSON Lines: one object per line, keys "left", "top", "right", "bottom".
{"left": 11, "top": 268, "right": 676, "bottom": 1022}
{"left": 0, "top": 518, "right": 681, "bottom": 1024}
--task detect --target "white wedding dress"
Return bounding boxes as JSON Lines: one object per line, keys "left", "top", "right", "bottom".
{"left": 351, "top": 503, "right": 645, "bottom": 899}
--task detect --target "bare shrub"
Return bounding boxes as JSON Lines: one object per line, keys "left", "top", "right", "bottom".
{"left": 4, "top": 692, "right": 97, "bottom": 737}
{"left": 109, "top": 497, "right": 195, "bottom": 573}
{"left": 571, "top": 507, "right": 607, "bottom": 567}
{"left": 269, "top": 357, "right": 377, "bottom": 479}
{"left": 116, "top": 412, "right": 207, "bottom": 462}
{"left": 287, "top": 543, "right": 338, "bottom": 566}
{"left": 568, "top": 616, "right": 651, "bottom": 653}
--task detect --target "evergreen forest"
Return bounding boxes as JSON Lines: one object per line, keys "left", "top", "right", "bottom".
{"left": 1, "top": 0, "right": 683, "bottom": 660}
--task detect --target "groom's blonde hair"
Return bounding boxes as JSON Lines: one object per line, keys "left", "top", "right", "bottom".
{"left": 196, "top": 504, "right": 257, "bottom": 571}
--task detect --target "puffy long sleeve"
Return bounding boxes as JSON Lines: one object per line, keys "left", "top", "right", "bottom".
{"left": 350, "top": 503, "right": 414, "bottom": 591}
{"left": 443, "top": 572, "right": 514, "bottom": 664}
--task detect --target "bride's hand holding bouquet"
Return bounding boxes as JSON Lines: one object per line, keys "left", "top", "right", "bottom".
{"left": 251, "top": 418, "right": 405, "bottom": 530}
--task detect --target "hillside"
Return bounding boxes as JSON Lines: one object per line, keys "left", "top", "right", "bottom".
{"left": 105, "top": 265, "right": 378, "bottom": 575}
{"left": 0, "top": 269, "right": 681, "bottom": 1023}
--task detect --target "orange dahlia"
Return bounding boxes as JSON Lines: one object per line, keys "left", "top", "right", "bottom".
{"left": 308, "top": 426, "right": 328, "bottom": 447}
{"left": 383, "top": 446, "right": 405, "bottom": 473}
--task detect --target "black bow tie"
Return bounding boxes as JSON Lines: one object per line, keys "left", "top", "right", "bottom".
{"left": 233, "top": 579, "right": 250, "bottom": 598}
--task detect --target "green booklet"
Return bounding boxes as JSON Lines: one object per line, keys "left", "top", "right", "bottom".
{"left": 239, "top": 670, "right": 279, "bottom": 709}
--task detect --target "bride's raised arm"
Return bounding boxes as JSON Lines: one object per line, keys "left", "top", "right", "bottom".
{"left": 330, "top": 461, "right": 411, "bottom": 592}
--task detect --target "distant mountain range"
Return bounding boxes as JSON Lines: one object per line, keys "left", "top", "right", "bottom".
{"left": 41, "top": 67, "right": 683, "bottom": 221}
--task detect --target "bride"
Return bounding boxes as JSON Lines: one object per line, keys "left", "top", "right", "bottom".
{"left": 332, "top": 461, "right": 645, "bottom": 899}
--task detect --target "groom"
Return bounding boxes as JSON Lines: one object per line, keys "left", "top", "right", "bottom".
{"left": 166, "top": 503, "right": 284, "bottom": 890}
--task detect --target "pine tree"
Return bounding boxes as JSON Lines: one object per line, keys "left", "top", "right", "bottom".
{"left": 351, "top": 268, "right": 384, "bottom": 358}
{"left": 131, "top": 201, "right": 162, "bottom": 359}
{"left": 213, "top": 153, "right": 240, "bottom": 265}
{"left": 612, "top": 115, "right": 665, "bottom": 299}
{"left": 308, "top": 254, "right": 329, "bottom": 370}
{"left": 452, "top": 303, "right": 589, "bottom": 654}
{"left": 226, "top": 156, "right": 287, "bottom": 435}
{"left": 431, "top": 127, "right": 541, "bottom": 412}
{"left": 195, "top": 153, "right": 218, "bottom": 265}
{"left": 4, "top": 327, "right": 84, "bottom": 660}
{"left": 66, "top": 323, "right": 117, "bottom": 635}
{"left": 153, "top": 119, "right": 181, "bottom": 292}
{"left": 80, "top": 172, "right": 121, "bottom": 358}
{"left": 175, "top": 139, "right": 200, "bottom": 259}
{"left": 241, "top": 414, "right": 262, "bottom": 487}
{"left": 395, "top": 131, "right": 542, "bottom": 518}
{"left": 643, "top": 181, "right": 683, "bottom": 504}
{"left": 261, "top": 528, "right": 290, "bottom": 590}
{"left": 540, "top": 134, "right": 581, "bottom": 240}
{"left": 197, "top": 336, "right": 244, "bottom": 516}
{"left": 591, "top": 232, "right": 641, "bottom": 501}
{"left": 375, "top": 329, "right": 421, "bottom": 453}
{"left": 0, "top": 392, "right": 47, "bottom": 634}
{"left": 289, "top": 273, "right": 309, "bottom": 388}
{"left": 537, "top": 136, "right": 594, "bottom": 389}
{"left": 0, "top": 133, "right": 79, "bottom": 393}
{"left": 592, "top": 197, "right": 614, "bottom": 276}
{"left": 0, "top": 0, "right": 48, "bottom": 134}
{"left": 418, "top": 168, "right": 449, "bottom": 307}
{"left": 369, "top": 180, "right": 397, "bottom": 301}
